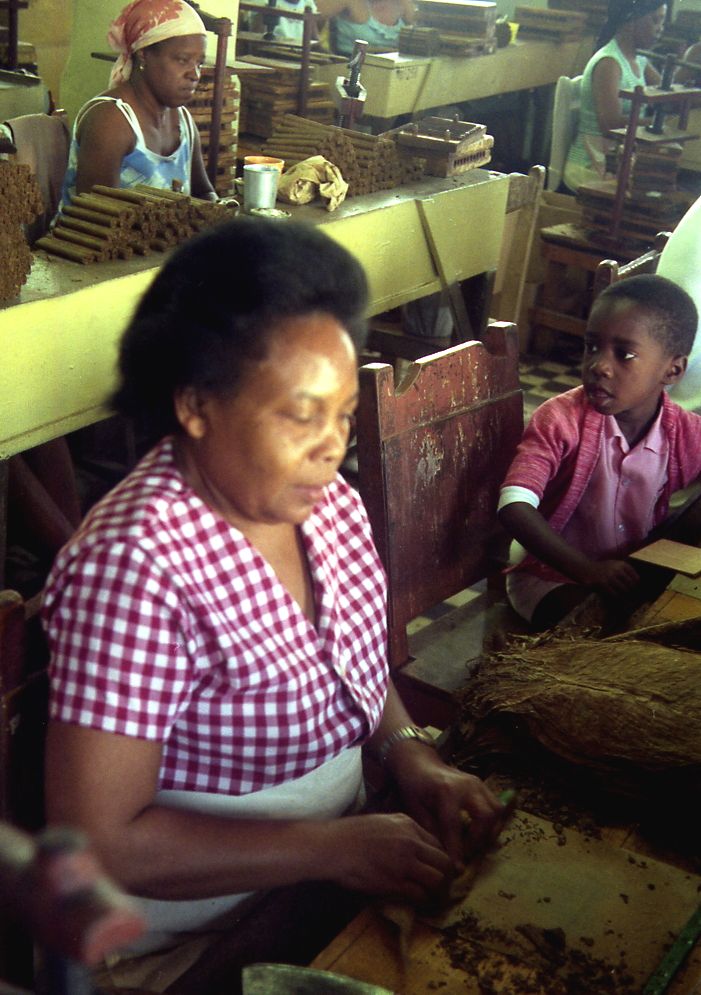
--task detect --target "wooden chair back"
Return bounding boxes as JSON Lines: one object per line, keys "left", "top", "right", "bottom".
{"left": 547, "top": 74, "right": 582, "bottom": 192}
{"left": 592, "top": 231, "right": 671, "bottom": 299}
{"left": 356, "top": 322, "right": 523, "bottom": 670}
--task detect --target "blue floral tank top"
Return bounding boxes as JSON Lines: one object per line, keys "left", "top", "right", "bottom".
{"left": 58, "top": 96, "right": 195, "bottom": 210}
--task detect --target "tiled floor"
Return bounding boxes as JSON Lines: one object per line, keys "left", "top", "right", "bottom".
{"left": 520, "top": 339, "right": 582, "bottom": 422}
{"left": 401, "top": 342, "right": 581, "bottom": 712}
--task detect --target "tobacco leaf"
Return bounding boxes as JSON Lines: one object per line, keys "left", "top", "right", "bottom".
{"left": 458, "top": 633, "right": 701, "bottom": 776}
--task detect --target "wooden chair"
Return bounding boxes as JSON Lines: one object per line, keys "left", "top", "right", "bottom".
{"left": 592, "top": 230, "right": 671, "bottom": 298}
{"left": 0, "top": 589, "right": 49, "bottom": 988}
{"left": 546, "top": 74, "right": 582, "bottom": 193}
{"left": 355, "top": 323, "right": 524, "bottom": 715}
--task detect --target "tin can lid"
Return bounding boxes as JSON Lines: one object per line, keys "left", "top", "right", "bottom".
{"left": 248, "top": 207, "right": 292, "bottom": 219}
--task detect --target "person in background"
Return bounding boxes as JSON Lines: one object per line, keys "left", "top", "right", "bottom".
{"left": 563, "top": 0, "right": 665, "bottom": 192}
{"left": 43, "top": 218, "right": 507, "bottom": 991}
{"left": 245, "top": 0, "right": 320, "bottom": 45}
{"left": 656, "top": 196, "right": 701, "bottom": 413}
{"left": 58, "top": 0, "right": 216, "bottom": 209}
{"left": 498, "top": 275, "right": 701, "bottom": 631}
{"left": 317, "top": 0, "right": 414, "bottom": 57}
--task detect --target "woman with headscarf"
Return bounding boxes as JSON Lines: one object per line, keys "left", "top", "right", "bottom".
{"left": 59, "top": 0, "right": 217, "bottom": 208}
{"left": 563, "top": 0, "right": 666, "bottom": 192}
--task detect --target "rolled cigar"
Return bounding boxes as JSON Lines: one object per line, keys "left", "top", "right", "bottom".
{"left": 36, "top": 236, "right": 96, "bottom": 263}
{"left": 73, "top": 193, "right": 134, "bottom": 217}
{"left": 63, "top": 205, "right": 122, "bottom": 227}
{"left": 92, "top": 185, "right": 150, "bottom": 204}
{"left": 59, "top": 216, "right": 115, "bottom": 240}
{"left": 53, "top": 227, "right": 111, "bottom": 255}
{"left": 133, "top": 184, "right": 191, "bottom": 203}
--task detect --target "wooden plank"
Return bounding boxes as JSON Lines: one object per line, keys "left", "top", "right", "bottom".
{"left": 312, "top": 811, "right": 701, "bottom": 993}
{"left": 630, "top": 539, "right": 701, "bottom": 577}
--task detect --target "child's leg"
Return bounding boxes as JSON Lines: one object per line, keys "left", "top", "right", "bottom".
{"left": 530, "top": 583, "right": 591, "bottom": 631}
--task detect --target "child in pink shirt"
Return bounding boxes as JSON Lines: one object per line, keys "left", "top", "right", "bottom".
{"left": 499, "top": 275, "right": 701, "bottom": 630}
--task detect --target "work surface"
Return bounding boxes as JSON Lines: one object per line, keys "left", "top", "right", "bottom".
{"left": 0, "top": 170, "right": 508, "bottom": 458}
{"left": 312, "top": 577, "right": 701, "bottom": 994}
{"left": 314, "top": 810, "right": 701, "bottom": 994}
{"left": 313, "top": 37, "right": 593, "bottom": 121}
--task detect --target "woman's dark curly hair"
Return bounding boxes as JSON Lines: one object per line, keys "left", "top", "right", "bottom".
{"left": 111, "top": 217, "right": 369, "bottom": 438}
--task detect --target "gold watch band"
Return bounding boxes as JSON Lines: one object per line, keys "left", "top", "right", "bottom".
{"left": 377, "top": 725, "right": 436, "bottom": 766}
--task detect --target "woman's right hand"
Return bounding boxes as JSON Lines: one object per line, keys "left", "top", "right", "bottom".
{"left": 320, "top": 812, "right": 454, "bottom": 904}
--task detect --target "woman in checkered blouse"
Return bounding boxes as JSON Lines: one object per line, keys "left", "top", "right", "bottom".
{"left": 42, "top": 218, "right": 507, "bottom": 973}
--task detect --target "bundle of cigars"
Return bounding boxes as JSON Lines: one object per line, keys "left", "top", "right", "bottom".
{"left": 260, "top": 115, "right": 425, "bottom": 197}
{"left": 0, "top": 159, "right": 44, "bottom": 302}
{"left": 35, "top": 185, "right": 235, "bottom": 265}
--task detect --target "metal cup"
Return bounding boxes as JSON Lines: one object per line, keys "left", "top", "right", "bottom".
{"left": 243, "top": 163, "right": 280, "bottom": 212}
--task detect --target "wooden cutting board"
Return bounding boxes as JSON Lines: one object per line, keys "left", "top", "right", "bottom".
{"left": 630, "top": 539, "right": 701, "bottom": 577}
{"left": 313, "top": 811, "right": 701, "bottom": 994}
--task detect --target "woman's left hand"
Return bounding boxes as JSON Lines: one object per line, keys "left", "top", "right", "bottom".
{"left": 387, "top": 742, "right": 507, "bottom": 869}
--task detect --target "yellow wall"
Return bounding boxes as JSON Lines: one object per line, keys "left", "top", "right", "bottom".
{"left": 14, "top": 0, "right": 239, "bottom": 123}
{"left": 17, "top": 0, "right": 73, "bottom": 102}
{"left": 61, "top": 0, "right": 239, "bottom": 122}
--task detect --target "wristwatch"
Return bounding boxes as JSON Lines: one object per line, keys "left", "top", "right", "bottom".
{"left": 377, "top": 725, "right": 436, "bottom": 766}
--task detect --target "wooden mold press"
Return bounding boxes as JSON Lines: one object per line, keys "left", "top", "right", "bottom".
{"left": 395, "top": 116, "right": 494, "bottom": 176}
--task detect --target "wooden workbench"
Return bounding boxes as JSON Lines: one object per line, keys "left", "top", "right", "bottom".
{"left": 310, "top": 571, "right": 701, "bottom": 994}
{"left": 313, "top": 37, "right": 593, "bottom": 122}
{"left": 0, "top": 169, "right": 508, "bottom": 461}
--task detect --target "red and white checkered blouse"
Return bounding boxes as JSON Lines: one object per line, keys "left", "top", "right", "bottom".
{"left": 43, "top": 438, "right": 389, "bottom": 796}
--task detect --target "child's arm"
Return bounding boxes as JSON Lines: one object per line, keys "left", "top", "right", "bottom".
{"left": 499, "top": 501, "right": 641, "bottom": 596}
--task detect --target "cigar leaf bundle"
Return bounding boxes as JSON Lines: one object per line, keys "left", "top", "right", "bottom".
{"left": 458, "top": 627, "right": 701, "bottom": 778}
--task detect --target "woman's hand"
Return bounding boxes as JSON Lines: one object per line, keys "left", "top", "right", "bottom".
{"left": 320, "top": 812, "right": 453, "bottom": 903}
{"left": 385, "top": 743, "right": 508, "bottom": 867}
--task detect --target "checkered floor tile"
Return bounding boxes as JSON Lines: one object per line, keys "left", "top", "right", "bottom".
{"left": 520, "top": 341, "right": 583, "bottom": 422}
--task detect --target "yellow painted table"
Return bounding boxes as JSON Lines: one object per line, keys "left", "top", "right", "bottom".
{"left": 313, "top": 37, "right": 593, "bottom": 121}
{"left": 0, "top": 169, "right": 508, "bottom": 459}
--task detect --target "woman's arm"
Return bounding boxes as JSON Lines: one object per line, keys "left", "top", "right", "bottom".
{"left": 591, "top": 56, "right": 628, "bottom": 134}
{"left": 74, "top": 102, "right": 136, "bottom": 196}
{"left": 366, "top": 683, "right": 506, "bottom": 865}
{"left": 498, "top": 501, "right": 640, "bottom": 594}
{"left": 316, "top": 0, "right": 366, "bottom": 22}
{"left": 644, "top": 57, "right": 660, "bottom": 86}
{"left": 45, "top": 720, "right": 453, "bottom": 904}
{"left": 398, "top": 0, "right": 415, "bottom": 24}
{"left": 189, "top": 125, "right": 217, "bottom": 201}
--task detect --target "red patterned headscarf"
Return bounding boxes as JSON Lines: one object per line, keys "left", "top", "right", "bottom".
{"left": 107, "top": 0, "right": 206, "bottom": 86}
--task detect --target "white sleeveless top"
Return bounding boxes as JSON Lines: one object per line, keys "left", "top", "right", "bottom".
{"left": 58, "top": 96, "right": 195, "bottom": 209}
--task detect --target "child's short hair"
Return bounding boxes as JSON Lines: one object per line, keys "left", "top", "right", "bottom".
{"left": 593, "top": 274, "right": 698, "bottom": 357}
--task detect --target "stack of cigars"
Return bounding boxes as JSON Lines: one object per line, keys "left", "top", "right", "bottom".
{"left": 260, "top": 115, "right": 425, "bottom": 197}
{"left": 0, "top": 159, "right": 44, "bottom": 302}
{"left": 36, "top": 185, "right": 234, "bottom": 265}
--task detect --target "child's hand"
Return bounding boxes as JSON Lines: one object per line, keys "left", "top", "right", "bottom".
{"left": 581, "top": 558, "right": 640, "bottom": 595}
